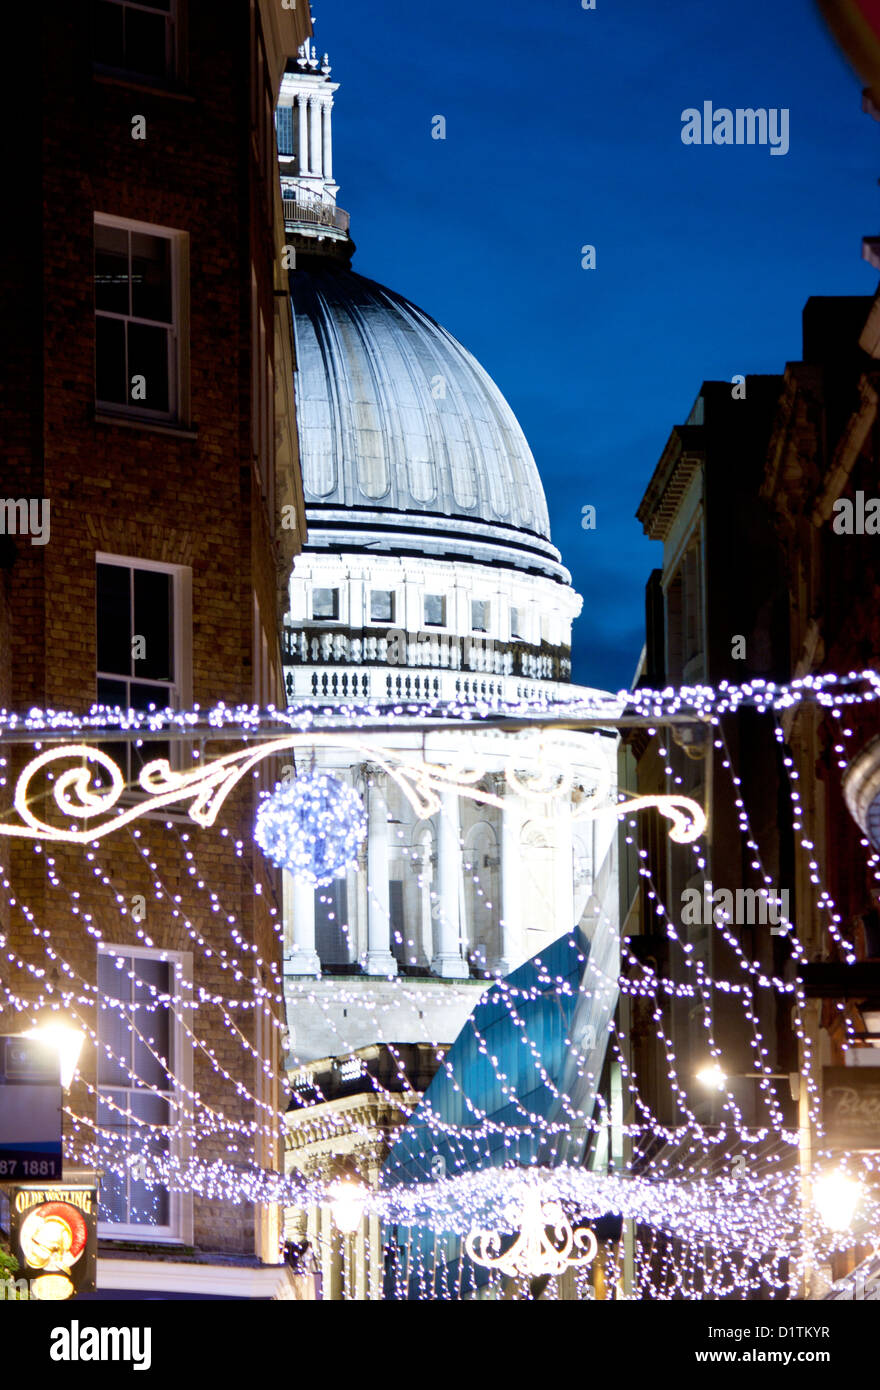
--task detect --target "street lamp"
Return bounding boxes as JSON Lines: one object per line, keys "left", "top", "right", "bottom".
{"left": 812, "top": 1170, "right": 864, "bottom": 1232}
{"left": 696, "top": 1062, "right": 800, "bottom": 1100}
{"left": 24, "top": 1021, "right": 85, "bottom": 1090}
{"left": 329, "top": 1164, "right": 368, "bottom": 1234}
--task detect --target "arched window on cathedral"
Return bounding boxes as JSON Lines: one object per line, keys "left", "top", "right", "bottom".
{"left": 315, "top": 879, "right": 352, "bottom": 968}
{"left": 412, "top": 823, "right": 435, "bottom": 970}
{"left": 573, "top": 828, "right": 594, "bottom": 927}
{"left": 521, "top": 822, "right": 555, "bottom": 959}
{"left": 463, "top": 821, "right": 500, "bottom": 970}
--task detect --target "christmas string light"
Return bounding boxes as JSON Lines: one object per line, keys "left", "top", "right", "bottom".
{"left": 4, "top": 686, "right": 878, "bottom": 1295}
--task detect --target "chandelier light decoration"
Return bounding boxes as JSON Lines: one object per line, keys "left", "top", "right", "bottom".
{"left": 254, "top": 771, "right": 367, "bottom": 885}
{"left": 465, "top": 1187, "right": 598, "bottom": 1279}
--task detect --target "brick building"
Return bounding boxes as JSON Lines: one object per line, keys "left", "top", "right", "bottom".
{"left": 620, "top": 293, "right": 880, "bottom": 1297}
{"left": 1, "top": 0, "right": 310, "bottom": 1298}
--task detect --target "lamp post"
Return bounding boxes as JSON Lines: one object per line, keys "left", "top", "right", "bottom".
{"left": 812, "top": 1169, "right": 864, "bottom": 1233}
{"left": 24, "top": 1021, "right": 85, "bottom": 1091}
{"left": 329, "top": 1174, "right": 368, "bottom": 1235}
{"left": 695, "top": 1062, "right": 800, "bottom": 1100}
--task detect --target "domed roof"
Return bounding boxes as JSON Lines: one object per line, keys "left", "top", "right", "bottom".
{"left": 291, "top": 263, "right": 566, "bottom": 578}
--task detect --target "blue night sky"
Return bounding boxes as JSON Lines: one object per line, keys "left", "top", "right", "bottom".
{"left": 310, "top": 0, "right": 879, "bottom": 692}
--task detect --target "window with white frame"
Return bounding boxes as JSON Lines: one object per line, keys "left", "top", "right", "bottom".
{"left": 510, "top": 606, "right": 524, "bottom": 640}
{"left": 250, "top": 267, "right": 275, "bottom": 518}
{"left": 94, "top": 216, "right": 187, "bottom": 422}
{"left": 96, "top": 556, "right": 191, "bottom": 782}
{"left": 370, "top": 590, "right": 395, "bottom": 624}
{"left": 93, "top": 0, "right": 179, "bottom": 82}
{"left": 424, "top": 594, "right": 446, "bottom": 628}
{"left": 312, "top": 588, "right": 339, "bottom": 621}
{"left": 471, "top": 600, "right": 490, "bottom": 633}
{"left": 97, "top": 945, "right": 191, "bottom": 1240}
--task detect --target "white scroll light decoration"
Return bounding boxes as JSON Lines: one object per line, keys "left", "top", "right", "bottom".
{"left": 465, "top": 1188, "right": 598, "bottom": 1280}
{"left": 0, "top": 733, "right": 706, "bottom": 847}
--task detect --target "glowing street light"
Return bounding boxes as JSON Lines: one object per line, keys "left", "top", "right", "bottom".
{"left": 25, "top": 1021, "right": 86, "bottom": 1091}
{"left": 812, "top": 1170, "right": 864, "bottom": 1232}
{"left": 695, "top": 1061, "right": 799, "bottom": 1097}
{"left": 695, "top": 1062, "right": 728, "bottom": 1091}
{"left": 329, "top": 1177, "right": 368, "bottom": 1234}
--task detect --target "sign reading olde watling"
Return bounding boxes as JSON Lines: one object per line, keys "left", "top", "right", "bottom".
{"left": 8, "top": 1183, "right": 98, "bottom": 1301}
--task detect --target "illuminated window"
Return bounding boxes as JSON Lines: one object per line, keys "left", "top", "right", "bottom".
{"left": 97, "top": 945, "right": 190, "bottom": 1240}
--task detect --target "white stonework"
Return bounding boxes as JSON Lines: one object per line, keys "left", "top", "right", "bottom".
{"left": 278, "top": 42, "right": 621, "bottom": 1269}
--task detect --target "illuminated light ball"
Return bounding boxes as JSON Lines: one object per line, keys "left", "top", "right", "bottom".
{"left": 254, "top": 772, "right": 366, "bottom": 886}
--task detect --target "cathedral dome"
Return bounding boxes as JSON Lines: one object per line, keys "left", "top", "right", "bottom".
{"left": 291, "top": 261, "right": 568, "bottom": 581}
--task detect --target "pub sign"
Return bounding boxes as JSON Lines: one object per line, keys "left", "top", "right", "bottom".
{"left": 8, "top": 1183, "right": 98, "bottom": 1301}
{"left": 823, "top": 1066, "right": 880, "bottom": 1150}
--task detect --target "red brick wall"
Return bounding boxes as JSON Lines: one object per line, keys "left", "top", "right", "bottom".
{"left": 2, "top": 1, "right": 296, "bottom": 1259}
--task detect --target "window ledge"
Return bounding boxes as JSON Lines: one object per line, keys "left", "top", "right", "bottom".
{"left": 93, "top": 69, "right": 196, "bottom": 103}
{"left": 94, "top": 412, "right": 198, "bottom": 441}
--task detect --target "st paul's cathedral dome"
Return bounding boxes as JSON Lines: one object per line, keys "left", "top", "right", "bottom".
{"left": 291, "top": 262, "right": 567, "bottom": 582}
{"left": 277, "top": 37, "right": 617, "bottom": 1006}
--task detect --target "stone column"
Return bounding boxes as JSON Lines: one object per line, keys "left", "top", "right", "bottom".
{"left": 322, "top": 100, "right": 333, "bottom": 181}
{"left": 499, "top": 783, "right": 524, "bottom": 974}
{"left": 284, "top": 872, "right": 321, "bottom": 976}
{"left": 557, "top": 797, "right": 576, "bottom": 935}
{"left": 416, "top": 838, "right": 434, "bottom": 968}
{"left": 432, "top": 789, "right": 469, "bottom": 978}
{"left": 309, "top": 95, "right": 322, "bottom": 177}
{"left": 365, "top": 771, "right": 397, "bottom": 975}
{"left": 296, "top": 93, "right": 309, "bottom": 174}
{"left": 368, "top": 1211, "right": 382, "bottom": 1300}
{"left": 321, "top": 1204, "right": 342, "bottom": 1300}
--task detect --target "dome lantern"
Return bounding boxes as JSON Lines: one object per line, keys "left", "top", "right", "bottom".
{"left": 277, "top": 39, "right": 352, "bottom": 259}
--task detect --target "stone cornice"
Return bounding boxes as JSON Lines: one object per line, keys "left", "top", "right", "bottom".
{"left": 636, "top": 426, "right": 704, "bottom": 543}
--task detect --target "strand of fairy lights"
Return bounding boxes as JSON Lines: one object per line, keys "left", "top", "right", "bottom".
{"left": 618, "top": 798, "right": 768, "bottom": 1139}
{"left": 0, "top": 839, "right": 811, "bottom": 1200}
{"left": 713, "top": 724, "right": 823, "bottom": 1127}
{"left": 3, "top": 681, "right": 873, "bottom": 1273}
{"left": 287, "top": 806, "right": 800, "bottom": 1173}
{"left": 708, "top": 728, "right": 820, "bottom": 1124}
{"left": 51, "top": 1144, "right": 873, "bottom": 1268}
{"left": 0, "top": 941, "right": 285, "bottom": 1133}
{"left": 620, "top": 859, "right": 790, "bottom": 1137}
{"left": 2, "top": 668, "right": 880, "bottom": 742}
{"left": 0, "top": 933, "right": 291, "bottom": 1152}
{"left": 0, "top": 970, "right": 283, "bottom": 1146}
{"left": 631, "top": 726, "right": 818, "bottom": 1126}
{"left": 5, "top": 825, "right": 298, "bottom": 1129}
